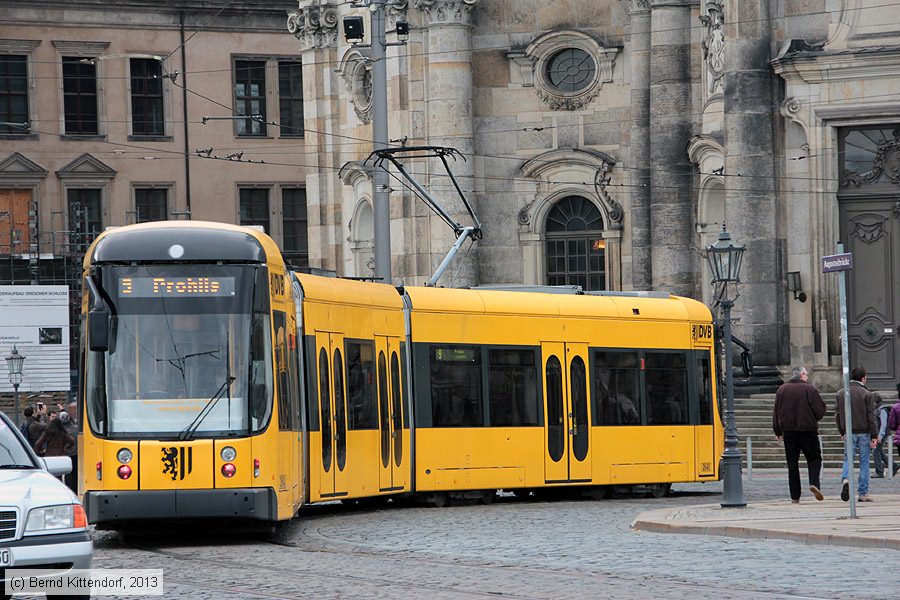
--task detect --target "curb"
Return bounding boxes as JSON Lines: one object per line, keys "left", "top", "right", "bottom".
{"left": 631, "top": 502, "right": 900, "bottom": 551}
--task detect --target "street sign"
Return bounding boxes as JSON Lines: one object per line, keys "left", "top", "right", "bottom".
{"left": 822, "top": 252, "right": 853, "bottom": 272}
{"left": 823, "top": 245, "right": 856, "bottom": 518}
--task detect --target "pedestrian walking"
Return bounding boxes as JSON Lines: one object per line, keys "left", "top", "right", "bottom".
{"left": 872, "top": 395, "right": 890, "bottom": 478}
{"left": 887, "top": 383, "right": 900, "bottom": 474}
{"left": 773, "top": 366, "right": 827, "bottom": 503}
{"left": 835, "top": 367, "right": 879, "bottom": 502}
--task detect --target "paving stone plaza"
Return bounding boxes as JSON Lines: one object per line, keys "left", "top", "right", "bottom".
{"left": 72, "top": 471, "right": 898, "bottom": 599}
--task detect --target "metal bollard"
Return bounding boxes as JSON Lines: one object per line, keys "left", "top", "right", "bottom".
{"left": 746, "top": 436, "right": 752, "bottom": 481}
{"left": 890, "top": 433, "right": 895, "bottom": 480}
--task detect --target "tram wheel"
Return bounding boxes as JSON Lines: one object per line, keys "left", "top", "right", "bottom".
{"left": 430, "top": 492, "right": 448, "bottom": 508}
{"left": 589, "top": 486, "right": 609, "bottom": 500}
{"left": 480, "top": 490, "right": 496, "bottom": 505}
{"left": 648, "top": 483, "right": 671, "bottom": 499}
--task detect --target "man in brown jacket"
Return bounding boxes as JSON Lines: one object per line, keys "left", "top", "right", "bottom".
{"left": 773, "top": 366, "right": 827, "bottom": 503}
{"left": 835, "top": 366, "right": 879, "bottom": 502}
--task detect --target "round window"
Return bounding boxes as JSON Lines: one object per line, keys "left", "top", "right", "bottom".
{"left": 546, "top": 48, "right": 596, "bottom": 94}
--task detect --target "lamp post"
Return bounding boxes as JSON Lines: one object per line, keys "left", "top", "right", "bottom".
{"left": 706, "top": 225, "right": 747, "bottom": 508}
{"left": 5, "top": 345, "right": 25, "bottom": 427}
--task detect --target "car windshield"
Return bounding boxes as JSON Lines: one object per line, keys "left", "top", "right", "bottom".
{"left": 85, "top": 264, "right": 273, "bottom": 439}
{"left": 0, "top": 420, "right": 37, "bottom": 468}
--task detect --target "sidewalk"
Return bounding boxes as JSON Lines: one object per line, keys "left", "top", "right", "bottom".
{"left": 632, "top": 493, "right": 900, "bottom": 550}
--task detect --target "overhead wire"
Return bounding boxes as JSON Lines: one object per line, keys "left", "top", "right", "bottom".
{"left": 5, "top": 0, "right": 896, "bottom": 197}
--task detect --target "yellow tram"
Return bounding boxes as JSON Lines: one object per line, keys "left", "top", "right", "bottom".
{"left": 78, "top": 221, "right": 723, "bottom": 525}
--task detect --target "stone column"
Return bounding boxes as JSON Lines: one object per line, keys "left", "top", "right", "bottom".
{"left": 723, "top": 0, "right": 785, "bottom": 364}
{"left": 649, "top": 0, "right": 695, "bottom": 298}
{"left": 288, "top": 1, "right": 341, "bottom": 270}
{"left": 414, "top": 0, "right": 479, "bottom": 288}
{"left": 626, "top": 0, "right": 652, "bottom": 291}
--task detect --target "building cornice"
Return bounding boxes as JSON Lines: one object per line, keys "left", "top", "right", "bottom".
{"left": 773, "top": 42, "right": 900, "bottom": 84}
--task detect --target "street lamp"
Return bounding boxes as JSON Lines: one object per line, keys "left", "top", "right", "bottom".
{"left": 5, "top": 345, "right": 25, "bottom": 427}
{"left": 706, "top": 224, "right": 747, "bottom": 508}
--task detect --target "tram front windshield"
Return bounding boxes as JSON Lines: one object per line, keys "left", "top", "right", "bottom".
{"left": 85, "top": 264, "right": 272, "bottom": 439}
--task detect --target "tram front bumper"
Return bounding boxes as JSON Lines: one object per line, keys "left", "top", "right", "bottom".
{"left": 84, "top": 488, "right": 278, "bottom": 524}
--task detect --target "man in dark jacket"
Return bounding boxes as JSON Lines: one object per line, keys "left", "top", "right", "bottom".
{"left": 835, "top": 366, "right": 879, "bottom": 502}
{"left": 773, "top": 366, "right": 827, "bottom": 503}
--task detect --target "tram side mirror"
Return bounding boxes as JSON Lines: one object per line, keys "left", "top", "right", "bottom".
{"left": 88, "top": 305, "right": 110, "bottom": 352}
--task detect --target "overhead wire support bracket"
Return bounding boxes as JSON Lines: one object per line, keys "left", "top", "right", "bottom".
{"left": 367, "top": 146, "right": 482, "bottom": 238}
{"left": 366, "top": 146, "right": 482, "bottom": 287}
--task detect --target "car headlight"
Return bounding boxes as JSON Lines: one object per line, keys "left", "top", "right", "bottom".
{"left": 26, "top": 505, "right": 74, "bottom": 532}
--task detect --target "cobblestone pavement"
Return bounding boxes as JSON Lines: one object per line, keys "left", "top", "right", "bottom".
{"left": 19, "top": 470, "right": 900, "bottom": 599}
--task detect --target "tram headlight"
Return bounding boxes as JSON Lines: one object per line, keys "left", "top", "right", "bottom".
{"left": 221, "top": 463, "right": 236, "bottom": 478}
{"left": 117, "top": 448, "right": 133, "bottom": 464}
{"left": 220, "top": 446, "right": 237, "bottom": 462}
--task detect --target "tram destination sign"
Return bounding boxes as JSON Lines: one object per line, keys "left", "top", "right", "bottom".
{"left": 119, "top": 276, "right": 236, "bottom": 298}
{"left": 822, "top": 252, "right": 853, "bottom": 273}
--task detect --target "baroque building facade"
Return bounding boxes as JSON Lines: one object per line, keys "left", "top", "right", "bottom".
{"left": 0, "top": 1, "right": 312, "bottom": 389}
{"left": 288, "top": 0, "right": 900, "bottom": 390}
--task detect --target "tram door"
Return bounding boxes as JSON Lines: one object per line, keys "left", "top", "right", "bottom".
{"left": 375, "top": 336, "right": 406, "bottom": 492}
{"left": 315, "top": 331, "right": 349, "bottom": 497}
{"left": 541, "top": 342, "right": 592, "bottom": 483}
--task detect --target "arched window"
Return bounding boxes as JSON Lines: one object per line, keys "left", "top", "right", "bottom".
{"left": 545, "top": 196, "right": 606, "bottom": 291}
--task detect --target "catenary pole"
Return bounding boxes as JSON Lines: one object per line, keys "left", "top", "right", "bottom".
{"left": 371, "top": 0, "right": 391, "bottom": 282}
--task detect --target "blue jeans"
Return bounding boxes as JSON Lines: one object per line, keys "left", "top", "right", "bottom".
{"left": 841, "top": 434, "right": 872, "bottom": 495}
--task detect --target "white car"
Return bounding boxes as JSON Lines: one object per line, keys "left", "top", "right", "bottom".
{"left": 0, "top": 412, "right": 92, "bottom": 599}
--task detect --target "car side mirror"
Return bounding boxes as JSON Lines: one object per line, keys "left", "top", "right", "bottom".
{"left": 89, "top": 305, "right": 110, "bottom": 352}
{"left": 43, "top": 456, "right": 72, "bottom": 477}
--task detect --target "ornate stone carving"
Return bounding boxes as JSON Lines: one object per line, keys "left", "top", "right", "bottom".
{"left": 842, "top": 128, "right": 900, "bottom": 187}
{"left": 850, "top": 215, "right": 887, "bottom": 244}
{"left": 594, "top": 162, "right": 623, "bottom": 229}
{"left": 893, "top": 201, "right": 900, "bottom": 220}
{"left": 781, "top": 97, "right": 801, "bottom": 116}
{"left": 414, "top": 0, "right": 478, "bottom": 26}
{"left": 622, "top": 0, "right": 650, "bottom": 15}
{"left": 699, "top": 0, "right": 725, "bottom": 95}
{"left": 287, "top": 1, "right": 339, "bottom": 50}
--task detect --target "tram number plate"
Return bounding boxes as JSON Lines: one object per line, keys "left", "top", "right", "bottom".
{"left": 0, "top": 548, "right": 10, "bottom": 567}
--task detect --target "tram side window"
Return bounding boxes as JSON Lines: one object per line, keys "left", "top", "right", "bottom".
{"left": 430, "top": 345, "right": 484, "bottom": 427}
{"left": 273, "top": 311, "right": 292, "bottom": 430}
{"left": 346, "top": 340, "right": 377, "bottom": 430}
{"left": 696, "top": 352, "right": 713, "bottom": 425}
{"left": 249, "top": 268, "right": 273, "bottom": 432}
{"left": 489, "top": 349, "right": 540, "bottom": 426}
{"left": 593, "top": 350, "right": 641, "bottom": 426}
{"left": 645, "top": 352, "right": 689, "bottom": 425}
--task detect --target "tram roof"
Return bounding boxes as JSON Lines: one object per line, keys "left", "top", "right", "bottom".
{"left": 403, "top": 285, "right": 712, "bottom": 322}
{"left": 85, "top": 221, "right": 280, "bottom": 268}
{"left": 294, "top": 272, "right": 405, "bottom": 309}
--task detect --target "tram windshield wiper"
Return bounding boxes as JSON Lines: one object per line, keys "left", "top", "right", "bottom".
{"left": 178, "top": 376, "right": 236, "bottom": 441}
